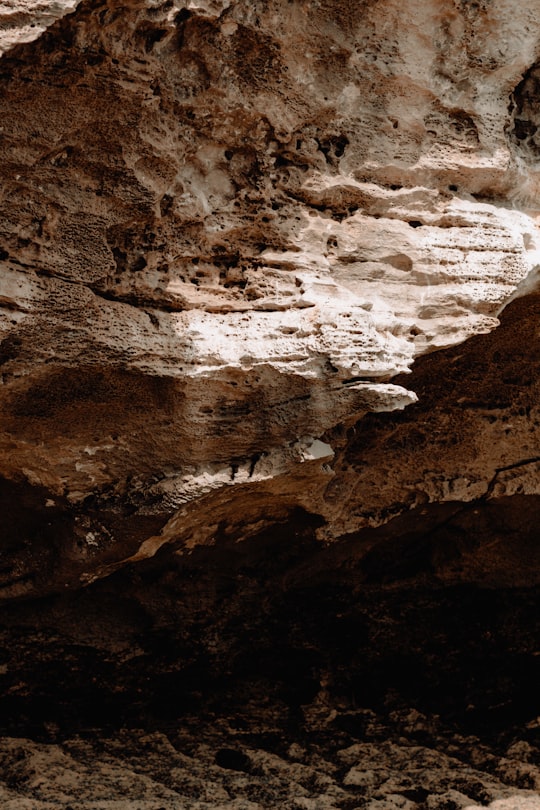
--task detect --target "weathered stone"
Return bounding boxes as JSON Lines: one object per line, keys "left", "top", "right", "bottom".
{"left": 2, "top": 0, "right": 540, "bottom": 595}
{"left": 1, "top": 1, "right": 540, "bottom": 805}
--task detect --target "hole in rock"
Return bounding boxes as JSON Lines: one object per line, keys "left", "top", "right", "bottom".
{"left": 131, "top": 255, "right": 147, "bottom": 272}
{"left": 175, "top": 8, "right": 191, "bottom": 24}
{"left": 215, "top": 748, "right": 253, "bottom": 772}
{"left": 0, "top": 486, "right": 540, "bottom": 808}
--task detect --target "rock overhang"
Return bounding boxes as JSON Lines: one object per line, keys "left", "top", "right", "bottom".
{"left": 1, "top": 0, "right": 540, "bottom": 597}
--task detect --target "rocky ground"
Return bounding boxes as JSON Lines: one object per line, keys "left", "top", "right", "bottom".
{"left": 0, "top": 546, "right": 539, "bottom": 808}
{"left": 0, "top": 707, "right": 539, "bottom": 809}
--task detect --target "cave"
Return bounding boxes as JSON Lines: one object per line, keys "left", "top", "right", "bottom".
{"left": 0, "top": 0, "right": 540, "bottom": 806}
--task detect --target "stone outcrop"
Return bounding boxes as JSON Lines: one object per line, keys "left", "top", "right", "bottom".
{"left": 2, "top": 0, "right": 540, "bottom": 597}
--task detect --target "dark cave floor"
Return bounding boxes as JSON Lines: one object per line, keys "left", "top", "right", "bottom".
{"left": 0, "top": 695, "right": 539, "bottom": 808}
{"left": 0, "top": 538, "right": 539, "bottom": 808}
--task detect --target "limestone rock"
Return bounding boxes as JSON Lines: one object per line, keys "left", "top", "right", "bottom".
{"left": 2, "top": 0, "right": 540, "bottom": 595}
{"left": 0, "top": 0, "right": 80, "bottom": 55}
{"left": 1, "top": 718, "right": 540, "bottom": 809}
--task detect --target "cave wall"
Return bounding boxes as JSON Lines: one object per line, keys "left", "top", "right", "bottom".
{"left": 1, "top": 2, "right": 540, "bottom": 806}
{"left": 1, "top": 0, "right": 540, "bottom": 598}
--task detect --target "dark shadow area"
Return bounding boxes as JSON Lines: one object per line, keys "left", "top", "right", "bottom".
{"left": 0, "top": 499, "right": 539, "bottom": 752}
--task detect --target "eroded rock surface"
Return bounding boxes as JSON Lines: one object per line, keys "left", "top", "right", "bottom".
{"left": 0, "top": 0, "right": 80, "bottom": 55}
{"left": 1, "top": 2, "right": 540, "bottom": 805}
{"left": 1, "top": 723, "right": 540, "bottom": 809}
{"left": 2, "top": 0, "right": 540, "bottom": 595}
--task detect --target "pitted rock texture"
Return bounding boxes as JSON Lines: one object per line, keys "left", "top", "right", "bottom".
{"left": 3, "top": 3, "right": 540, "bottom": 804}
{"left": 0, "top": 1, "right": 80, "bottom": 55}
{"left": 319, "top": 291, "right": 540, "bottom": 552}
{"left": 0, "top": 724, "right": 540, "bottom": 809}
{"left": 2, "top": 0, "right": 540, "bottom": 594}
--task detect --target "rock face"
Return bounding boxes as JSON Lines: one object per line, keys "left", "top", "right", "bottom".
{"left": 2, "top": 0, "right": 540, "bottom": 596}
{"left": 0, "top": 0, "right": 79, "bottom": 55}
{"left": 1, "top": 1, "right": 540, "bottom": 806}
